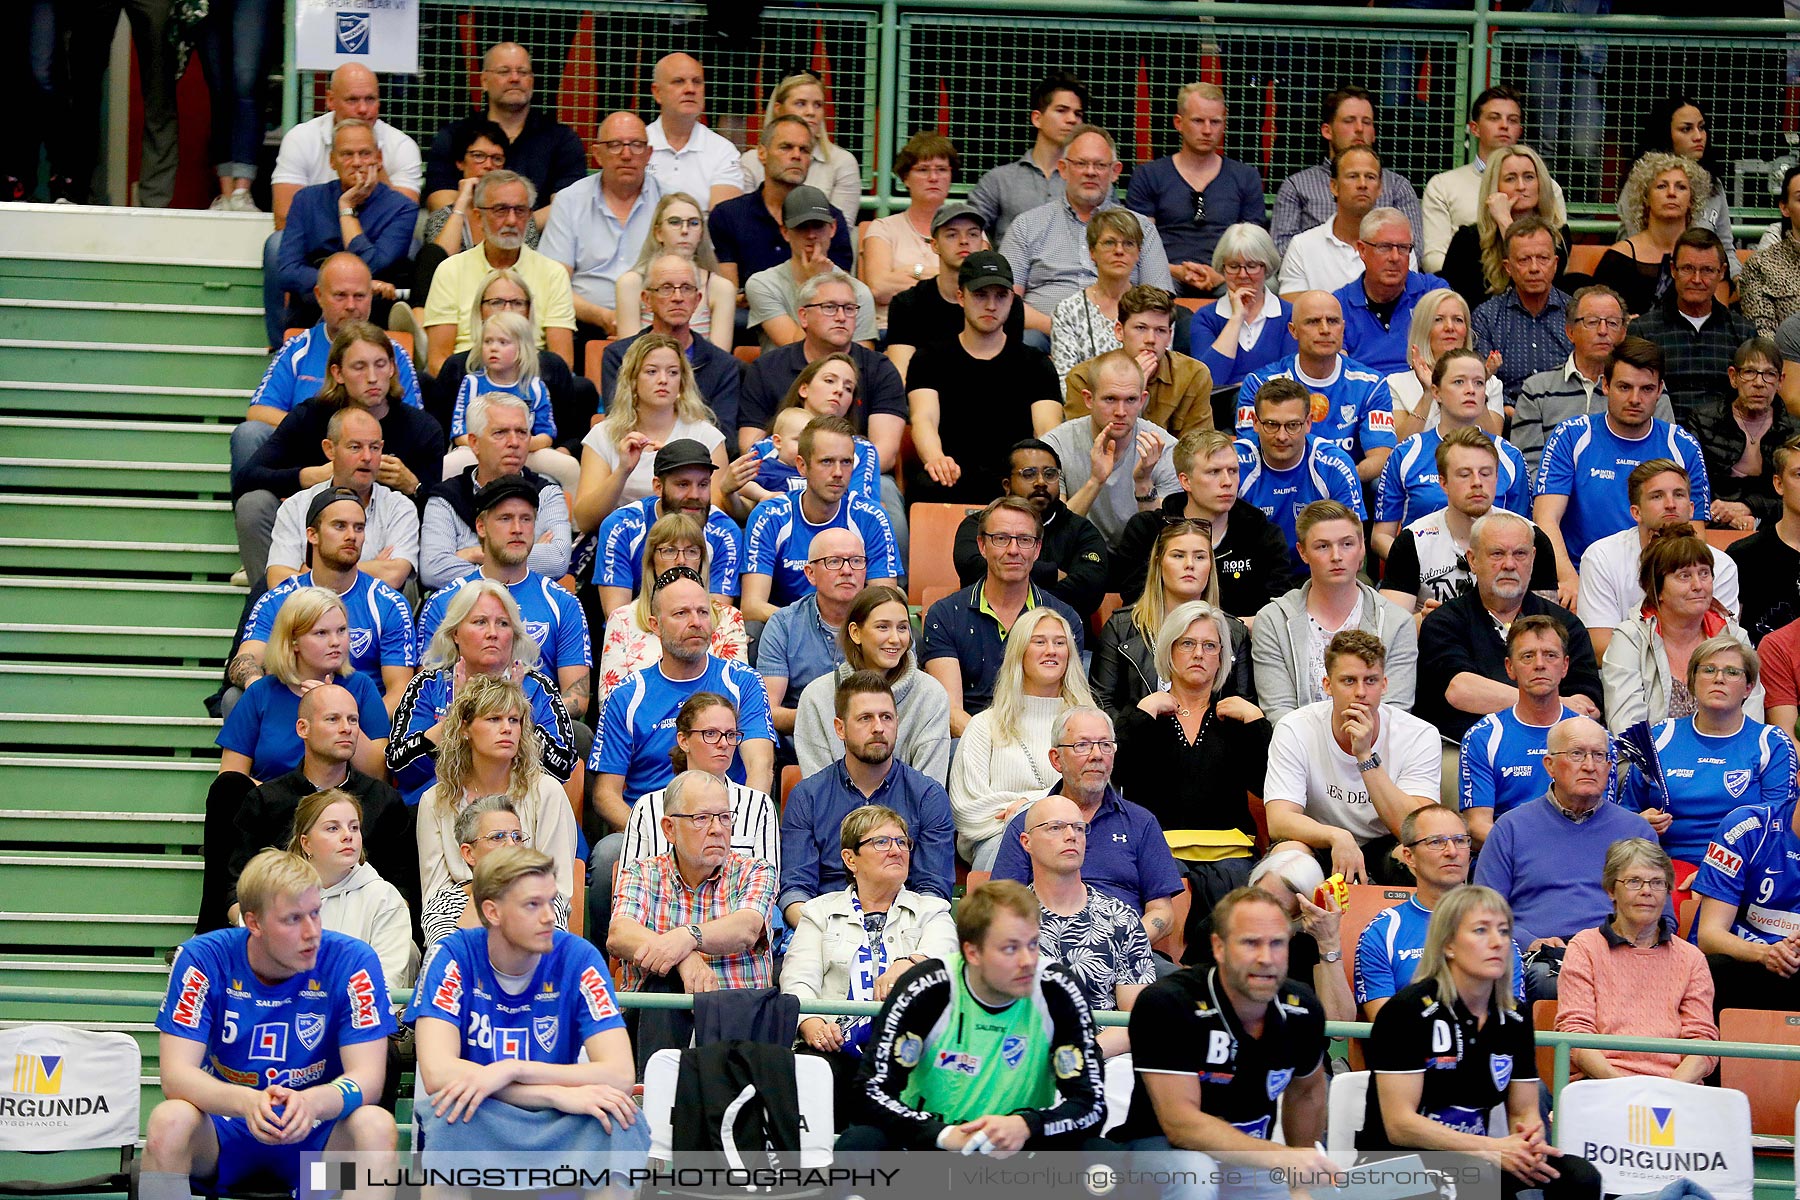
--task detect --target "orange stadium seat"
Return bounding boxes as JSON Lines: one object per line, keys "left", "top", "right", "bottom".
{"left": 1340, "top": 884, "right": 1415, "bottom": 989}
{"left": 1532, "top": 999, "right": 1559, "bottom": 1085}
{"left": 1565, "top": 244, "right": 1606, "bottom": 278}
{"left": 908, "top": 502, "right": 980, "bottom": 607}
{"left": 734, "top": 345, "right": 761, "bottom": 365}
{"left": 780, "top": 764, "right": 802, "bottom": 810}
{"left": 1718, "top": 1008, "right": 1800, "bottom": 1136}
{"left": 584, "top": 338, "right": 615, "bottom": 391}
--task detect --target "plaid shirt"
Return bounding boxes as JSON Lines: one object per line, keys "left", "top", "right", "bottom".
{"left": 1471, "top": 287, "right": 1572, "bottom": 403}
{"left": 1628, "top": 295, "right": 1756, "bottom": 425}
{"left": 613, "top": 850, "right": 776, "bottom": 992}
{"left": 1270, "top": 161, "right": 1423, "bottom": 256}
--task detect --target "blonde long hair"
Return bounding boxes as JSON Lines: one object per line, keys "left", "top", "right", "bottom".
{"left": 765, "top": 73, "right": 839, "bottom": 158}
{"left": 988, "top": 607, "right": 1094, "bottom": 748}
{"left": 628, "top": 192, "right": 722, "bottom": 276}
{"left": 1130, "top": 519, "right": 1220, "bottom": 642}
{"left": 433, "top": 674, "right": 543, "bottom": 803}
{"left": 421, "top": 578, "right": 542, "bottom": 674}
{"left": 1475, "top": 144, "right": 1566, "bottom": 295}
{"left": 1418, "top": 885, "right": 1518, "bottom": 1014}
{"left": 603, "top": 333, "right": 717, "bottom": 449}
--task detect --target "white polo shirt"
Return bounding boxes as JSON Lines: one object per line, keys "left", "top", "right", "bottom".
{"left": 1575, "top": 525, "right": 1742, "bottom": 631}
{"left": 646, "top": 117, "right": 747, "bottom": 210}
{"left": 1277, "top": 219, "right": 1419, "bottom": 296}
{"left": 270, "top": 112, "right": 424, "bottom": 195}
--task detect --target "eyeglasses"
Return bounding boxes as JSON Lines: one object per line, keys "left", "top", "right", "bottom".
{"left": 1221, "top": 261, "right": 1264, "bottom": 277}
{"left": 463, "top": 149, "right": 504, "bottom": 166}
{"left": 801, "top": 302, "right": 860, "bottom": 317}
{"left": 1737, "top": 367, "right": 1780, "bottom": 382}
{"left": 663, "top": 216, "right": 703, "bottom": 230}
{"left": 1093, "top": 237, "right": 1138, "bottom": 252}
{"left": 1029, "top": 820, "right": 1091, "bottom": 838}
{"left": 1055, "top": 739, "right": 1115, "bottom": 756}
{"left": 1405, "top": 834, "right": 1473, "bottom": 852}
{"left": 1012, "top": 466, "right": 1061, "bottom": 483}
{"left": 669, "top": 811, "right": 734, "bottom": 829}
{"left": 690, "top": 728, "right": 744, "bottom": 746}
{"left": 650, "top": 283, "right": 700, "bottom": 298}
{"left": 1696, "top": 664, "right": 1747, "bottom": 679}
{"left": 1549, "top": 748, "right": 1607, "bottom": 764}
{"left": 486, "top": 66, "right": 532, "bottom": 79}
{"left": 598, "top": 139, "right": 651, "bottom": 154}
{"left": 654, "top": 544, "right": 703, "bottom": 563}
{"left": 810, "top": 554, "right": 868, "bottom": 571}
{"left": 481, "top": 296, "right": 529, "bottom": 311}
{"left": 980, "top": 532, "right": 1041, "bottom": 549}
{"left": 1574, "top": 316, "right": 1624, "bottom": 331}
{"left": 1362, "top": 240, "right": 1414, "bottom": 257}
{"left": 1258, "top": 418, "right": 1309, "bottom": 435}
{"left": 1065, "top": 158, "right": 1115, "bottom": 173}
{"left": 479, "top": 204, "right": 531, "bottom": 219}
{"left": 857, "top": 834, "right": 913, "bottom": 852}
{"left": 1173, "top": 637, "right": 1222, "bottom": 656}
{"left": 475, "top": 830, "right": 530, "bottom": 846}
{"left": 1673, "top": 264, "right": 1723, "bottom": 279}
{"left": 1617, "top": 876, "right": 1670, "bottom": 893}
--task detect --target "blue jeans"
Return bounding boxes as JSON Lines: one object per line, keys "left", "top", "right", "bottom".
{"left": 228, "top": 419, "right": 275, "bottom": 490}
{"left": 1124, "top": 1137, "right": 1294, "bottom": 1200}
{"left": 1519, "top": 0, "right": 1610, "bottom": 171}
{"left": 196, "top": 0, "right": 275, "bottom": 179}
{"left": 260, "top": 229, "right": 284, "bottom": 348}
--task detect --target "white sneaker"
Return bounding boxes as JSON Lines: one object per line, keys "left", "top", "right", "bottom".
{"left": 230, "top": 568, "right": 248, "bottom": 587}
{"left": 210, "top": 189, "right": 259, "bottom": 213}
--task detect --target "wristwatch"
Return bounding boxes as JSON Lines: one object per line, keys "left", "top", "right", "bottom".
{"left": 685, "top": 923, "right": 704, "bottom": 951}
{"left": 1357, "top": 751, "right": 1382, "bottom": 773}
{"left": 1320, "top": 949, "right": 1342, "bottom": 964}
{"left": 339, "top": 207, "right": 356, "bottom": 217}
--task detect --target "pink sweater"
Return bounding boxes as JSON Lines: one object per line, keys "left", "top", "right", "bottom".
{"left": 1556, "top": 923, "right": 1718, "bottom": 1079}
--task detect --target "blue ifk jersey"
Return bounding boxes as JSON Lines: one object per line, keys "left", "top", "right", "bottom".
{"left": 1374, "top": 427, "right": 1530, "bottom": 527}
{"left": 1622, "top": 716, "right": 1800, "bottom": 865}
{"left": 416, "top": 571, "right": 591, "bottom": 674}
{"left": 1691, "top": 803, "right": 1800, "bottom": 946}
{"left": 449, "top": 373, "right": 557, "bottom": 440}
{"left": 751, "top": 435, "right": 881, "bottom": 501}
{"left": 407, "top": 928, "right": 625, "bottom": 1064}
{"left": 1354, "top": 897, "right": 1526, "bottom": 1006}
{"left": 593, "top": 495, "right": 743, "bottom": 597}
{"left": 590, "top": 656, "right": 775, "bottom": 802}
{"left": 1234, "top": 436, "right": 1366, "bottom": 564}
{"left": 249, "top": 322, "right": 422, "bottom": 414}
{"left": 244, "top": 571, "right": 416, "bottom": 693}
{"left": 1533, "top": 414, "right": 1710, "bottom": 566}
{"left": 156, "top": 929, "right": 393, "bottom": 1091}
{"left": 744, "top": 491, "right": 899, "bottom": 606}
{"left": 1458, "top": 705, "right": 1578, "bottom": 820}
{"left": 1235, "top": 353, "right": 1396, "bottom": 462}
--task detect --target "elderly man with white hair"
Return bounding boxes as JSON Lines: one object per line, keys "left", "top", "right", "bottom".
{"left": 1474, "top": 715, "right": 1663, "bottom": 1000}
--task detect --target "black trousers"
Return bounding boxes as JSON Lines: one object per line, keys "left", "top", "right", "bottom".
{"left": 1706, "top": 952, "right": 1800, "bottom": 1019}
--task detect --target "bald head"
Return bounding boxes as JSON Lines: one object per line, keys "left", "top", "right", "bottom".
{"left": 653, "top": 53, "right": 706, "bottom": 124}
{"left": 1021, "top": 793, "right": 1086, "bottom": 877}
{"left": 327, "top": 64, "right": 379, "bottom": 124}
{"left": 1289, "top": 290, "right": 1346, "bottom": 362}
{"left": 1547, "top": 715, "right": 1607, "bottom": 755}
{"left": 296, "top": 683, "right": 360, "bottom": 765}
{"left": 595, "top": 112, "right": 651, "bottom": 191}
{"left": 314, "top": 253, "right": 374, "bottom": 334}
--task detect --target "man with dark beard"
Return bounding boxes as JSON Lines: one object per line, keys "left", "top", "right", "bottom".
{"left": 952, "top": 439, "right": 1108, "bottom": 623}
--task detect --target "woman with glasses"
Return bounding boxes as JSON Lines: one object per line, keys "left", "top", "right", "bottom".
{"left": 1113, "top": 599, "right": 1270, "bottom": 950}
{"left": 1049, "top": 209, "right": 1142, "bottom": 388}
{"left": 1602, "top": 528, "right": 1763, "bottom": 733}
{"left": 1093, "top": 518, "right": 1252, "bottom": 720}
{"left": 741, "top": 73, "right": 863, "bottom": 221}
{"left": 416, "top": 673, "right": 576, "bottom": 922}
{"left": 1188, "top": 224, "right": 1293, "bottom": 399}
{"left": 784, "top": 804, "right": 957, "bottom": 1113}
{"left": 861, "top": 133, "right": 957, "bottom": 334}
{"left": 1690, "top": 337, "right": 1794, "bottom": 531}
{"left": 613, "top": 192, "right": 734, "bottom": 349}
{"left": 617, "top": 692, "right": 778, "bottom": 866}
{"left": 596, "top": 513, "right": 747, "bottom": 706}
{"left": 738, "top": 354, "right": 880, "bottom": 508}
{"left": 290, "top": 787, "right": 420, "bottom": 991}
{"left": 575, "top": 332, "right": 730, "bottom": 530}
{"left": 1620, "top": 635, "right": 1794, "bottom": 865}
{"left": 421, "top": 122, "right": 535, "bottom": 267}
{"left": 1555, "top": 838, "right": 1717, "bottom": 1081}
{"left": 949, "top": 608, "right": 1094, "bottom": 871}
{"left": 420, "top": 793, "right": 535, "bottom": 944}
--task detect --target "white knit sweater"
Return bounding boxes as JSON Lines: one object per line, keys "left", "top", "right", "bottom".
{"left": 948, "top": 693, "right": 1065, "bottom": 859}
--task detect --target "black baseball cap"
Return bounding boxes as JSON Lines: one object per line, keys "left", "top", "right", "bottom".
{"left": 473, "top": 474, "right": 539, "bottom": 515}
{"left": 781, "top": 185, "right": 835, "bottom": 228}
{"left": 305, "top": 486, "right": 364, "bottom": 528}
{"left": 931, "top": 202, "right": 985, "bottom": 234}
{"left": 654, "top": 439, "right": 718, "bottom": 476}
{"left": 958, "top": 249, "right": 1013, "bottom": 291}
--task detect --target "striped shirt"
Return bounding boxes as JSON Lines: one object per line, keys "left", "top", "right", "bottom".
{"left": 967, "top": 155, "right": 1064, "bottom": 247}
{"left": 613, "top": 850, "right": 776, "bottom": 991}
{"left": 620, "top": 780, "right": 779, "bottom": 870}
{"left": 999, "top": 195, "right": 1174, "bottom": 316}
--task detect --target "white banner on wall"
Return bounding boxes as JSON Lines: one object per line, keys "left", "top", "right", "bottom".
{"left": 1556, "top": 1077, "right": 1754, "bottom": 1200}
{"left": 294, "top": 0, "right": 420, "bottom": 75}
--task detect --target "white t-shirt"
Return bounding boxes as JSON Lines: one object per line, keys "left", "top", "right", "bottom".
{"left": 1263, "top": 699, "right": 1442, "bottom": 845}
{"left": 1574, "top": 525, "right": 1742, "bottom": 629}
{"left": 268, "top": 480, "right": 422, "bottom": 572}
{"left": 270, "top": 112, "right": 424, "bottom": 195}
{"left": 580, "top": 418, "right": 725, "bottom": 509}
{"left": 1303, "top": 592, "right": 1364, "bottom": 711}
